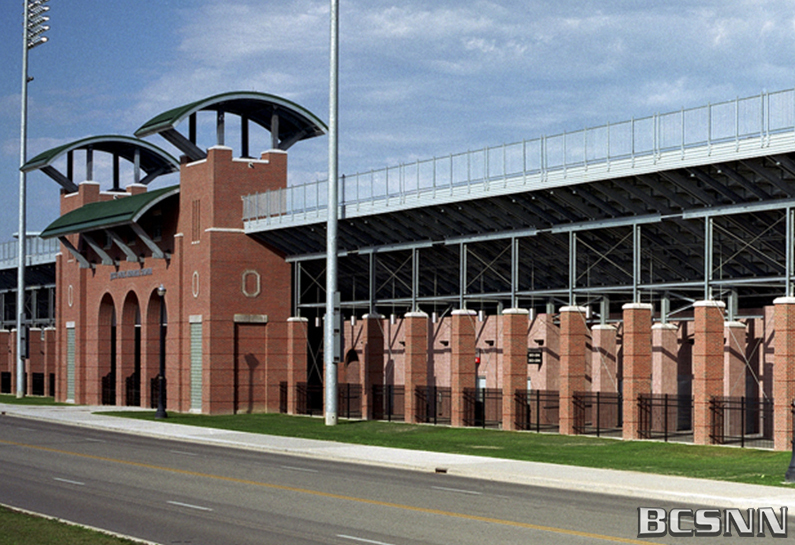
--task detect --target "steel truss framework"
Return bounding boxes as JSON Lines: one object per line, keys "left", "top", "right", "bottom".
{"left": 245, "top": 91, "right": 795, "bottom": 320}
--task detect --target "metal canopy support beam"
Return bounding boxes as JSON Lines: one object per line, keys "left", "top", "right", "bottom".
{"left": 130, "top": 223, "right": 166, "bottom": 260}
{"left": 787, "top": 207, "right": 794, "bottom": 297}
{"left": 40, "top": 166, "right": 78, "bottom": 193}
{"left": 241, "top": 115, "right": 250, "bottom": 158}
{"left": 112, "top": 154, "right": 120, "bottom": 191}
{"left": 511, "top": 237, "right": 518, "bottom": 308}
{"left": 81, "top": 233, "right": 114, "bottom": 266}
{"left": 411, "top": 247, "right": 419, "bottom": 311}
{"left": 58, "top": 237, "right": 92, "bottom": 269}
{"left": 86, "top": 146, "right": 93, "bottom": 181}
{"left": 138, "top": 166, "right": 169, "bottom": 187}
{"left": 633, "top": 223, "right": 641, "bottom": 302}
{"left": 660, "top": 294, "right": 670, "bottom": 324}
{"left": 189, "top": 113, "right": 197, "bottom": 144}
{"left": 369, "top": 252, "right": 375, "bottom": 314}
{"left": 105, "top": 229, "right": 139, "bottom": 262}
{"left": 705, "top": 217, "right": 714, "bottom": 300}
{"left": 293, "top": 262, "right": 301, "bottom": 316}
{"left": 216, "top": 111, "right": 225, "bottom": 147}
{"left": 459, "top": 242, "right": 467, "bottom": 309}
{"left": 271, "top": 112, "right": 279, "bottom": 150}
{"left": 568, "top": 231, "right": 576, "bottom": 305}
{"left": 133, "top": 148, "right": 141, "bottom": 184}
{"left": 160, "top": 128, "right": 206, "bottom": 162}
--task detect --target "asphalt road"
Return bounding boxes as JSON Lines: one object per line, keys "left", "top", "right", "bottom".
{"left": 0, "top": 416, "right": 777, "bottom": 544}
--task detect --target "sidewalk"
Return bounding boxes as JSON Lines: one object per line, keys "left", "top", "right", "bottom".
{"left": 2, "top": 402, "right": 794, "bottom": 510}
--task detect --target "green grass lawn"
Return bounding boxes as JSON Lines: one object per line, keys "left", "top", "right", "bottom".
{"left": 102, "top": 410, "right": 794, "bottom": 488}
{"left": 0, "top": 506, "right": 144, "bottom": 545}
{"left": 0, "top": 394, "right": 66, "bottom": 406}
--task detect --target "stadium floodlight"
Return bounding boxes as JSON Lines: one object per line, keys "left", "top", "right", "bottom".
{"left": 17, "top": 0, "right": 51, "bottom": 398}
{"left": 26, "top": 0, "right": 50, "bottom": 49}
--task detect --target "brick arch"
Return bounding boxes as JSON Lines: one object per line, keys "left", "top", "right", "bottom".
{"left": 143, "top": 288, "right": 167, "bottom": 410}
{"left": 119, "top": 291, "right": 141, "bottom": 406}
{"left": 95, "top": 293, "right": 116, "bottom": 406}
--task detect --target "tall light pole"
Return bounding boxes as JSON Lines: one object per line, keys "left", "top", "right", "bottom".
{"left": 17, "top": 0, "right": 51, "bottom": 398}
{"left": 325, "top": 0, "right": 340, "bottom": 425}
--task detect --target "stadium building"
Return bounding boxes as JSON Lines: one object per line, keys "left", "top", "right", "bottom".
{"left": 7, "top": 89, "right": 795, "bottom": 451}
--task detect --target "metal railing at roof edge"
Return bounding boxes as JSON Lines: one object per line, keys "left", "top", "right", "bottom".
{"left": 0, "top": 237, "right": 59, "bottom": 266}
{"left": 243, "top": 88, "right": 795, "bottom": 223}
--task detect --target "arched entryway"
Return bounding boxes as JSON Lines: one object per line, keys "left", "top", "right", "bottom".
{"left": 145, "top": 289, "right": 167, "bottom": 410}
{"left": 98, "top": 294, "right": 116, "bottom": 405}
{"left": 120, "top": 292, "right": 141, "bottom": 406}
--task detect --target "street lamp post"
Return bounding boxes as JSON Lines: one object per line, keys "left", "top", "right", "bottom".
{"left": 17, "top": 0, "right": 51, "bottom": 398}
{"left": 155, "top": 285, "right": 167, "bottom": 419}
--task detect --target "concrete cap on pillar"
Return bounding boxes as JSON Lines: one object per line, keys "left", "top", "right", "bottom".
{"left": 287, "top": 317, "right": 309, "bottom": 323}
{"left": 559, "top": 305, "right": 588, "bottom": 313}
{"left": 773, "top": 296, "right": 795, "bottom": 305}
{"left": 405, "top": 311, "right": 429, "bottom": 319}
{"left": 362, "top": 313, "right": 384, "bottom": 320}
{"left": 724, "top": 321, "right": 746, "bottom": 329}
{"left": 693, "top": 300, "right": 726, "bottom": 309}
{"left": 502, "top": 308, "right": 529, "bottom": 315}
{"left": 592, "top": 323, "right": 616, "bottom": 331}
{"left": 452, "top": 309, "right": 477, "bottom": 316}
{"left": 651, "top": 322, "right": 678, "bottom": 330}
{"left": 621, "top": 302, "right": 654, "bottom": 311}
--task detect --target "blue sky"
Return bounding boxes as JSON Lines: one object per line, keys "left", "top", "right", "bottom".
{"left": 3, "top": 0, "right": 795, "bottom": 238}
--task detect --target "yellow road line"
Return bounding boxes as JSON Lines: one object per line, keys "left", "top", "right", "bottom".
{"left": 0, "top": 438, "right": 651, "bottom": 544}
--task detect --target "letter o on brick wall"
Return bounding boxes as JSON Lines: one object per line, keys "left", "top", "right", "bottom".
{"left": 242, "top": 270, "right": 261, "bottom": 298}
{"left": 68, "top": 285, "right": 74, "bottom": 307}
{"left": 192, "top": 271, "right": 200, "bottom": 298}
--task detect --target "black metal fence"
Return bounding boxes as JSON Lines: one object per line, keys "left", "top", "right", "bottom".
{"left": 31, "top": 373, "right": 45, "bottom": 396}
{"left": 372, "top": 385, "right": 405, "bottom": 422}
{"left": 638, "top": 393, "right": 693, "bottom": 442}
{"left": 515, "top": 390, "right": 560, "bottom": 432}
{"left": 101, "top": 372, "right": 116, "bottom": 405}
{"left": 463, "top": 387, "right": 502, "bottom": 428}
{"left": 573, "top": 391, "right": 622, "bottom": 436}
{"left": 279, "top": 381, "right": 288, "bottom": 413}
{"left": 125, "top": 372, "right": 140, "bottom": 407}
{"left": 415, "top": 386, "right": 451, "bottom": 425}
{"left": 296, "top": 382, "right": 323, "bottom": 416}
{"left": 710, "top": 396, "right": 773, "bottom": 448}
{"left": 338, "top": 383, "right": 363, "bottom": 419}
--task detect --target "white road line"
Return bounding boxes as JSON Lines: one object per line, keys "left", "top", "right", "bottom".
{"left": 84, "top": 438, "right": 105, "bottom": 443}
{"left": 337, "top": 535, "right": 396, "bottom": 545}
{"left": 431, "top": 485, "right": 482, "bottom": 495}
{"left": 16, "top": 427, "right": 35, "bottom": 432}
{"left": 167, "top": 501, "right": 213, "bottom": 512}
{"left": 169, "top": 450, "right": 198, "bottom": 456}
{"left": 53, "top": 477, "right": 85, "bottom": 486}
{"left": 280, "top": 465, "right": 319, "bottom": 473}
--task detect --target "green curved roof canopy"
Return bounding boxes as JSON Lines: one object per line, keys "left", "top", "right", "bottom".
{"left": 40, "top": 185, "right": 180, "bottom": 239}
{"left": 135, "top": 91, "right": 327, "bottom": 160}
{"left": 22, "top": 135, "right": 179, "bottom": 193}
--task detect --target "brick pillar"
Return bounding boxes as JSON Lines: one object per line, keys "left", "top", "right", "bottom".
{"left": 451, "top": 309, "right": 476, "bottom": 427}
{"left": 286, "top": 317, "right": 307, "bottom": 415}
{"left": 559, "top": 306, "right": 588, "bottom": 435}
{"left": 693, "top": 300, "right": 726, "bottom": 445}
{"left": 774, "top": 297, "right": 795, "bottom": 451}
{"left": 622, "top": 303, "right": 653, "bottom": 440}
{"left": 651, "top": 323, "right": 678, "bottom": 395}
{"left": 404, "top": 312, "right": 428, "bottom": 424}
{"left": 724, "top": 321, "right": 746, "bottom": 397}
{"left": 361, "top": 314, "right": 384, "bottom": 419}
{"left": 591, "top": 324, "right": 617, "bottom": 393}
{"left": 502, "top": 309, "right": 529, "bottom": 430}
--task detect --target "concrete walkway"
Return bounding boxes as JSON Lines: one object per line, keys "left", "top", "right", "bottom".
{"left": 2, "top": 402, "right": 794, "bottom": 510}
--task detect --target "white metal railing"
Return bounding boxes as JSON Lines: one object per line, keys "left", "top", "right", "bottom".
{"left": 243, "top": 88, "right": 795, "bottom": 224}
{"left": 0, "top": 237, "right": 60, "bottom": 268}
